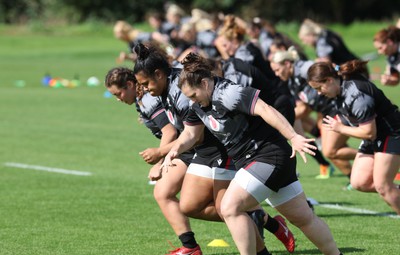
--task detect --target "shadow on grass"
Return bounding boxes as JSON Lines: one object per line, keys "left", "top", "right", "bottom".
{"left": 281, "top": 247, "right": 365, "bottom": 254}
{"left": 208, "top": 252, "right": 239, "bottom": 255}
{"left": 208, "top": 247, "right": 365, "bottom": 255}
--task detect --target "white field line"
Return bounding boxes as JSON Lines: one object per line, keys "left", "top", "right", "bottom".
{"left": 4, "top": 162, "right": 92, "bottom": 176}
{"left": 318, "top": 203, "right": 400, "bottom": 219}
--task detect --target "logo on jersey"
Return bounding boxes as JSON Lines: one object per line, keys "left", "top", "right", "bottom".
{"left": 166, "top": 110, "right": 175, "bottom": 125}
{"left": 208, "top": 115, "right": 220, "bottom": 131}
{"left": 298, "top": 91, "right": 308, "bottom": 103}
{"left": 250, "top": 139, "right": 258, "bottom": 150}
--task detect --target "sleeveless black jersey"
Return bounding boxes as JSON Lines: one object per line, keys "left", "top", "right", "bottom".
{"left": 388, "top": 44, "right": 400, "bottom": 74}
{"left": 135, "top": 92, "right": 170, "bottom": 139}
{"left": 337, "top": 76, "right": 400, "bottom": 137}
{"left": 316, "top": 30, "right": 358, "bottom": 64}
{"left": 186, "top": 77, "right": 284, "bottom": 160}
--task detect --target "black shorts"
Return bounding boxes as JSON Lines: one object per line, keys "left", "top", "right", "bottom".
{"left": 358, "top": 140, "right": 374, "bottom": 155}
{"left": 234, "top": 139, "right": 297, "bottom": 192}
{"left": 193, "top": 143, "right": 236, "bottom": 170}
{"left": 375, "top": 135, "right": 400, "bottom": 154}
{"left": 358, "top": 135, "right": 400, "bottom": 155}
{"left": 179, "top": 150, "right": 195, "bottom": 166}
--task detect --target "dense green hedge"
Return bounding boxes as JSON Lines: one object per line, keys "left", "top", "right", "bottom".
{"left": 1, "top": 0, "right": 399, "bottom": 25}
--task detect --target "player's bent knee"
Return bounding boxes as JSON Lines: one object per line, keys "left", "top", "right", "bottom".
{"left": 350, "top": 180, "right": 372, "bottom": 192}
{"left": 179, "top": 202, "right": 200, "bottom": 217}
{"left": 220, "top": 200, "right": 238, "bottom": 219}
{"left": 322, "top": 149, "right": 339, "bottom": 159}
{"left": 374, "top": 183, "right": 390, "bottom": 198}
{"left": 286, "top": 208, "right": 314, "bottom": 228}
{"left": 153, "top": 185, "right": 178, "bottom": 202}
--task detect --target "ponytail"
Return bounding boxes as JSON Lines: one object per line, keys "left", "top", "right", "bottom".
{"left": 307, "top": 60, "right": 369, "bottom": 83}
{"left": 132, "top": 43, "right": 170, "bottom": 78}
{"left": 339, "top": 60, "right": 369, "bottom": 80}
{"left": 179, "top": 52, "right": 213, "bottom": 89}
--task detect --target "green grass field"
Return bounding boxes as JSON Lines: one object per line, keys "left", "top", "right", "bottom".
{"left": 0, "top": 22, "right": 399, "bottom": 255}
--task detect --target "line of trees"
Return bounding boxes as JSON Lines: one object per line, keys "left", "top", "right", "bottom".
{"left": 1, "top": 0, "right": 399, "bottom": 25}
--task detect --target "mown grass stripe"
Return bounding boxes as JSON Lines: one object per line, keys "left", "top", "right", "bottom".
{"left": 319, "top": 203, "right": 400, "bottom": 219}
{"left": 4, "top": 162, "right": 92, "bottom": 176}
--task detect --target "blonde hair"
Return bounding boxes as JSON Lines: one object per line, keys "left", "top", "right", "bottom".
{"left": 166, "top": 4, "right": 185, "bottom": 17}
{"left": 180, "top": 22, "right": 195, "bottom": 34}
{"left": 298, "top": 18, "right": 323, "bottom": 38}
{"left": 113, "top": 20, "right": 139, "bottom": 41}
{"left": 188, "top": 8, "right": 213, "bottom": 32}
{"left": 271, "top": 46, "right": 299, "bottom": 63}
{"left": 191, "top": 8, "right": 211, "bottom": 23}
{"left": 195, "top": 19, "right": 213, "bottom": 32}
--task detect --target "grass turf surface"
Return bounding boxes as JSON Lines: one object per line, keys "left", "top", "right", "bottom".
{"left": 0, "top": 22, "right": 399, "bottom": 254}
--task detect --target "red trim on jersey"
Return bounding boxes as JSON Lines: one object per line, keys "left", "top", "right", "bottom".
{"left": 383, "top": 136, "right": 389, "bottom": 152}
{"left": 183, "top": 120, "right": 203, "bottom": 126}
{"left": 225, "top": 157, "right": 232, "bottom": 169}
{"left": 250, "top": 90, "right": 260, "bottom": 115}
{"left": 244, "top": 161, "right": 256, "bottom": 170}
{"left": 150, "top": 109, "right": 166, "bottom": 120}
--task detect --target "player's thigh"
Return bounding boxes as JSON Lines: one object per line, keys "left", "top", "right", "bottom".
{"left": 154, "top": 159, "right": 187, "bottom": 198}
{"left": 351, "top": 153, "right": 374, "bottom": 187}
{"left": 321, "top": 129, "right": 349, "bottom": 155}
{"left": 180, "top": 163, "right": 214, "bottom": 209}
{"left": 373, "top": 153, "right": 400, "bottom": 188}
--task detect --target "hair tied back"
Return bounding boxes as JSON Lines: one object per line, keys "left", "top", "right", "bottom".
{"left": 134, "top": 43, "right": 150, "bottom": 61}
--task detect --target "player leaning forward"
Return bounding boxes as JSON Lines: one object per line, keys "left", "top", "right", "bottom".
{"left": 162, "top": 53, "right": 343, "bottom": 255}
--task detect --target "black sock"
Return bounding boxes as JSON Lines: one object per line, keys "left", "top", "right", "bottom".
{"left": 247, "top": 209, "right": 265, "bottom": 238}
{"left": 310, "top": 141, "right": 330, "bottom": 165}
{"left": 178, "top": 231, "right": 197, "bottom": 248}
{"left": 264, "top": 214, "right": 279, "bottom": 233}
{"left": 257, "top": 247, "right": 272, "bottom": 255}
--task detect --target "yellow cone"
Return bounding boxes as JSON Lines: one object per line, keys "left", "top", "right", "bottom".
{"left": 207, "top": 239, "right": 229, "bottom": 247}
